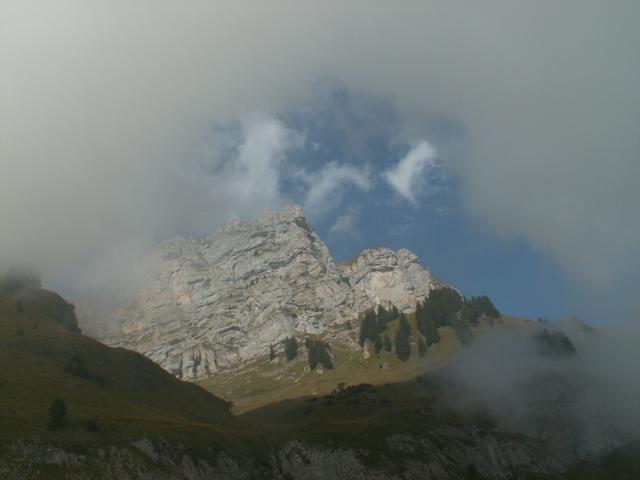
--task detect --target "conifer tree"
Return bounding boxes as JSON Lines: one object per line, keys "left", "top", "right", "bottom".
{"left": 383, "top": 333, "right": 392, "bottom": 352}
{"left": 319, "top": 342, "right": 334, "bottom": 369}
{"left": 428, "top": 287, "right": 463, "bottom": 327}
{"left": 307, "top": 340, "right": 318, "bottom": 369}
{"left": 418, "top": 337, "right": 427, "bottom": 357}
{"left": 416, "top": 300, "right": 440, "bottom": 345}
{"left": 47, "top": 399, "right": 67, "bottom": 430}
{"left": 359, "top": 309, "right": 378, "bottom": 346}
{"left": 307, "top": 339, "right": 334, "bottom": 370}
{"left": 284, "top": 337, "right": 298, "bottom": 360}
{"left": 374, "top": 335, "right": 383, "bottom": 353}
{"left": 394, "top": 314, "right": 411, "bottom": 361}
{"left": 424, "top": 316, "right": 440, "bottom": 345}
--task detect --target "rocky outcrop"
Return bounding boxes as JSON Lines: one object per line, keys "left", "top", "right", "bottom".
{"left": 78, "top": 205, "right": 439, "bottom": 380}
{"left": 0, "top": 432, "right": 566, "bottom": 480}
{"left": 343, "top": 248, "right": 441, "bottom": 314}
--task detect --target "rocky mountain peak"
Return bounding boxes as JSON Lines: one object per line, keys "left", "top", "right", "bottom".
{"left": 78, "top": 205, "right": 440, "bottom": 380}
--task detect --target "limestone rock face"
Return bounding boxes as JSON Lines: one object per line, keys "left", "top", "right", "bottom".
{"left": 342, "top": 248, "right": 437, "bottom": 314}
{"left": 78, "top": 205, "right": 439, "bottom": 380}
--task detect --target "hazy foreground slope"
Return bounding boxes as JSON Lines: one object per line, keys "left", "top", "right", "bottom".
{"left": 0, "top": 283, "right": 562, "bottom": 480}
{"left": 0, "top": 280, "right": 274, "bottom": 478}
{"left": 0, "top": 282, "right": 236, "bottom": 434}
{"left": 1, "top": 279, "right": 635, "bottom": 479}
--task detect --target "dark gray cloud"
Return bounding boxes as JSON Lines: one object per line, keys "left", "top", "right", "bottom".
{"left": 1, "top": 1, "right": 638, "bottom": 300}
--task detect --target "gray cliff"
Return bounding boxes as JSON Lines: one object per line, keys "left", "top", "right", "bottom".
{"left": 78, "top": 205, "right": 438, "bottom": 380}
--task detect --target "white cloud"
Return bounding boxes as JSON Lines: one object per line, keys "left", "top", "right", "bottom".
{"left": 301, "top": 162, "right": 371, "bottom": 217}
{"left": 329, "top": 209, "right": 361, "bottom": 242}
{"left": 384, "top": 141, "right": 437, "bottom": 204}
{"left": 205, "top": 114, "right": 304, "bottom": 222}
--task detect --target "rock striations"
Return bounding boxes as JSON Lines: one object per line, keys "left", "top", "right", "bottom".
{"left": 78, "top": 205, "right": 439, "bottom": 380}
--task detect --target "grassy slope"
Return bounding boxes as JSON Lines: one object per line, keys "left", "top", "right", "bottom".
{"left": 237, "top": 315, "right": 533, "bottom": 451}
{"left": 238, "top": 372, "right": 555, "bottom": 478}
{"left": 239, "top": 377, "right": 479, "bottom": 452}
{"left": 201, "top": 314, "right": 531, "bottom": 413}
{"left": 0, "top": 285, "right": 262, "bottom": 455}
{"left": 3, "top": 284, "right": 630, "bottom": 478}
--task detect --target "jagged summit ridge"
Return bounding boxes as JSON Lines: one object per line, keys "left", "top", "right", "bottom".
{"left": 79, "top": 205, "right": 438, "bottom": 380}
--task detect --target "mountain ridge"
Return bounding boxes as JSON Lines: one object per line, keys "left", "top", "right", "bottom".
{"left": 78, "top": 205, "right": 440, "bottom": 381}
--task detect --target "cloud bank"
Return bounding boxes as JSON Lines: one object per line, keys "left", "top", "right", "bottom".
{"left": 1, "top": 1, "right": 639, "bottom": 301}
{"left": 444, "top": 323, "right": 640, "bottom": 456}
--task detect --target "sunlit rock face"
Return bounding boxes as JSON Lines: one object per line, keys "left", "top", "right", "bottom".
{"left": 78, "top": 205, "right": 439, "bottom": 380}
{"left": 343, "top": 248, "right": 438, "bottom": 314}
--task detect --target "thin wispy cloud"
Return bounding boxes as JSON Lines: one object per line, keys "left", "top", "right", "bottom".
{"left": 203, "top": 114, "right": 304, "bottom": 222}
{"left": 328, "top": 208, "right": 361, "bottom": 242}
{"left": 384, "top": 141, "right": 438, "bottom": 204}
{"left": 300, "top": 162, "right": 371, "bottom": 217}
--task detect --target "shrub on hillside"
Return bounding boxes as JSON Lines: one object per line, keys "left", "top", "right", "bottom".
{"left": 47, "top": 398, "right": 67, "bottom": 430}
{"left": 84, "top": 417, "right": 99, "bottom": 432}
{"left": 64, "top": 354, "right": 91, "bottom": 379}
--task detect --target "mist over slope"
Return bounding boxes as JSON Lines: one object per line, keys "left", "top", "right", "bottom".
{"left": 438, "top": 321, "right": 640, "bottom": 461}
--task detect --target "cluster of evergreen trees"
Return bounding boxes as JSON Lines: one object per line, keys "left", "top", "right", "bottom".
{"left": 267, "top": 336, "right": 329, "bottom": 370}
{"left": 358, "top": 287, "right": 501, "bottom": 362}
{"left": 305, "top": 338, "right": 334, "bottom": 370}
{"left": 415, "top": 302, "right": 440, "bottom": 346}
{"left": 358, "top": 305, "right": 399, "bottom": 354}
{"left": 534, "top": 328, "right": 576, "bottom": 357}
{"left": 460, "top": 295, "right": 501, "bottom": 326}
{"left": 358, "top": 305, "right": 414, "bottom": 362}
{"left": 416, "top": 287, "right": 500, "bottom": 346}
{"left": 275, "top": 289, "right": 501, "bottom": 368}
